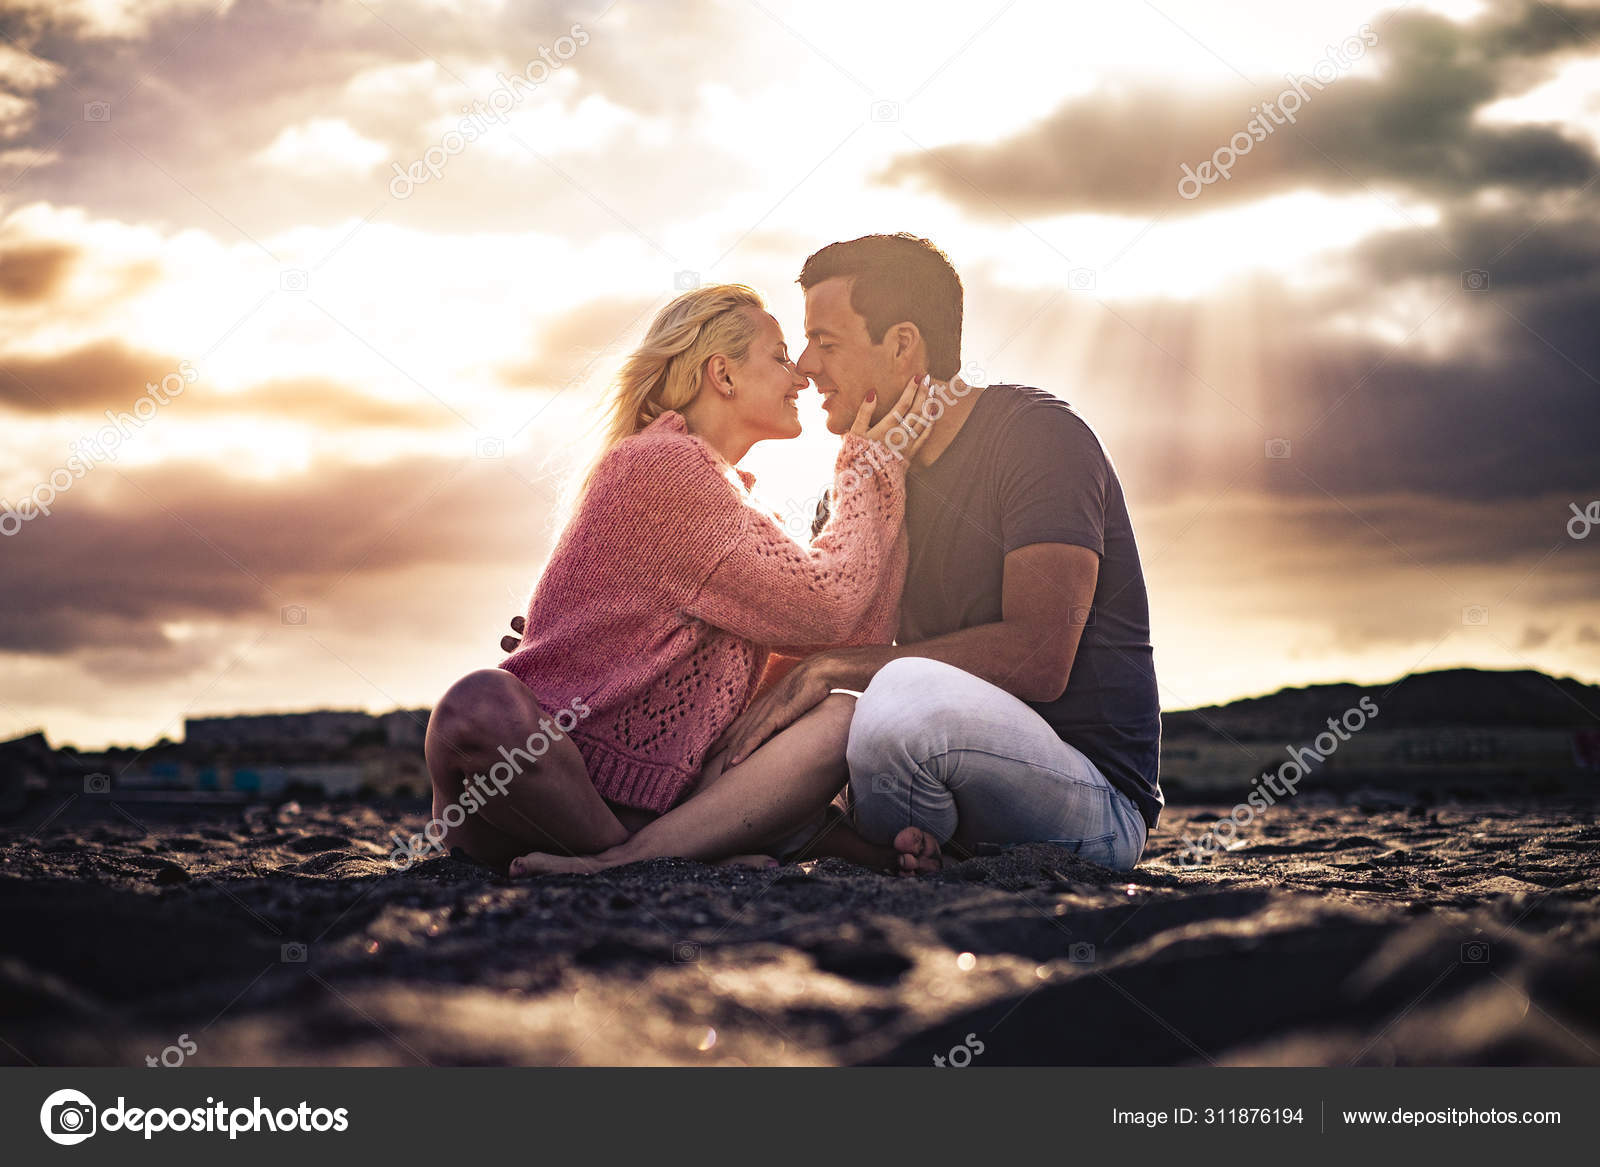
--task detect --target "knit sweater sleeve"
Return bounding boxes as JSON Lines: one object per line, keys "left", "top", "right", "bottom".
{"left": 685, "top": 432, "right": 907, "bottom": 646}
{"left": 767, "top": 521, "right": 907, "bottom": 656}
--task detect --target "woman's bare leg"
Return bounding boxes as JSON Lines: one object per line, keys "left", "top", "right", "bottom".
{"left": 508, "top": 694, "right": 859, "bottom": 876}
{"left": 423, "top": 669, "right": 628, "bottom": 872}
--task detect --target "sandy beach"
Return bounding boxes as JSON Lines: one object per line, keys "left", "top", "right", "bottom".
{"left": 2, "top": 792, "right": 1596, "bottom": 1067}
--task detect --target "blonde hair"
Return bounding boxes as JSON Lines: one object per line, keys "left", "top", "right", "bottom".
{"left": 576, "top": 284, "right": 766, "bottom": 500}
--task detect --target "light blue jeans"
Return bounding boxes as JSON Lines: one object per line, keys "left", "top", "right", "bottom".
{"left": 844, "top": 657, "right": 1149, "bottom": 871}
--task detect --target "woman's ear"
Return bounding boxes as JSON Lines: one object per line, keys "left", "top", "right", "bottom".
{"left": 704, "top": 353, "right": 733, "bottom": 396}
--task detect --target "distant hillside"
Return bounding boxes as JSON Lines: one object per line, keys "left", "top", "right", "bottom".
{"left": 1162, "top": 668, "right": 1600, "bottom": 742}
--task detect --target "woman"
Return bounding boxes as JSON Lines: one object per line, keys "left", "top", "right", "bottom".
{"left": 422, "top": 284, "right": 931, "bottom": 875}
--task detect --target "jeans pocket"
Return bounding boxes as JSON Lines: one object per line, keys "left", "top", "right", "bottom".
{"left": 1057, "top": 831, "right": 1118, "bottom": 867}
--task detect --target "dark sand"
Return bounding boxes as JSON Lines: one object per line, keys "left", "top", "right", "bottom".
{"left": 2, "top": 794, "right": 1597, "bottom": 1066}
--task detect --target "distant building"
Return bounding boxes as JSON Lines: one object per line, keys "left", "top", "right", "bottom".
{"left": 184, "top": 709, "right": 429, "bottom": 751}
{"left": 378, "top": 709, "right": 430, "bottom": 751}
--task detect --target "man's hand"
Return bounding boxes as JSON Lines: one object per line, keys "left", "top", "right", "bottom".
{"left": 500, "top": 615, "right": 525, "bottom": 654}
{"left": 715, "top": 653, "right": 840, "bottom": 766}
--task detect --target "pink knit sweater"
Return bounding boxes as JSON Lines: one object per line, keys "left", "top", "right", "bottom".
{"left": 500, "top": 411, "right": 908, "bottom": 812}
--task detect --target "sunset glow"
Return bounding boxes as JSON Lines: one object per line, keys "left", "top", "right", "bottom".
{"left": 2, "top": 0, "right": 1597, "bottom": 748}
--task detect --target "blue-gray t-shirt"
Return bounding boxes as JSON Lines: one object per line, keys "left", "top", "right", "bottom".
{"left": 898, "top": 384, "right": 1163, "bottom": 830}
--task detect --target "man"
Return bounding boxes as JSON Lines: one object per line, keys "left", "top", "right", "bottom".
{"left": 715, "top": 233, "right": 1162, "bottom": 872}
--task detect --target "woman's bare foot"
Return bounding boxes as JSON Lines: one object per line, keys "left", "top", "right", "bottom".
{"left": 893, "top": 826, "right": 943, "bottom": 875}
{"left": 508, "top": 850, "right": 617, "bottom": 877}
{"left": 507, "top": 848, "right": 779, "bottom": 877}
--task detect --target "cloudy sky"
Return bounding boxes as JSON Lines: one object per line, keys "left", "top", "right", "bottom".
{"left": 1, "top": 0, "right": 1597, "bottom": 749}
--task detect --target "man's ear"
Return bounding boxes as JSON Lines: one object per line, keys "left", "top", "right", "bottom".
{"left": 888, "top": 321, "right": 923, "bottom": 370}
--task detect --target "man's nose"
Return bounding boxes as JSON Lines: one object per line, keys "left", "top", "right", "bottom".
{"left": 796, "top": 343, "right": 822, "bottom": 379}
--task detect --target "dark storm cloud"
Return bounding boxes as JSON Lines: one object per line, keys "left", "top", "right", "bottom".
{"left": 882, "top": 2, "right": 1600, "bottom": 215}
{"left": 1353, "top": 201, "right": 1600, "bottom": 290}
{"left": 892, "top": 1, "right": 1600, "bottom": 514}
{"left": 969, "top": 237, "right": 1599, "bottom": 515}
{"left": 1267, "top": 200, "right": 1599, "bottom": 506}
{"left": 0, "top": 452, "right": 551, "bottom": 655}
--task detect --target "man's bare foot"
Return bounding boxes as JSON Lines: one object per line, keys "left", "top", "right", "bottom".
{"left": 892, "top": 826, "right": 943, "bottom": 875}
{"left": 715, "top": 853, "right": 780, "bottom": 869}
{"left": 507, "top": 851, "right": 615, "bottom": 877}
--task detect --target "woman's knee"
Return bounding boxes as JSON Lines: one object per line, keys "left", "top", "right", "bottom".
{"left": 426, "top": 669, "right": 588, "bottom": 794}
{"left": 429, "top": 669, "right": 532, "bottom": 751}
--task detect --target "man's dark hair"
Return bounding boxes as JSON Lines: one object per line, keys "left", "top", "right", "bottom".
{"left": 798, "top": 233, "right": 963, "bottom": 380}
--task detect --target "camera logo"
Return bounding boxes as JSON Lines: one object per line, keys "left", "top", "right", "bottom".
{"left": 83, "top": 101, "right": 111, "bottom": 122}
{"left": 1461, "top": 269, "right": 1490, "bottom": 291}
{"left": 672, "top": 941, "right": 700, "bottom": 963}
{"left": 280, "top": 604, "right": 308, "bottom": 626}
{"left": 1460, "top": 940, "right": 1490, "bottom": 964}
{"left": 84, "top": 773, "right": 111, "bottom": 794}
{"left": 1265, "top": 438, "right": 1292, "bottom": 459}
{"left": 1068, "top": 267, "right": 1097, "bottom": 292}
{"left": 870, "top": 100, "right": 900, "bottom": 122}
{"left": 1068, "top": 941, "right": 1096, "bottom": 963}
{"left": 41, "top": 1088, "right": 97, "bottom": 1145}
{"left": 673, "top": 270, "right": 701, "bottom": 292}
{"left": 1462, "top": 605, "right": 1489, "bottom": 626}
{"left": 281, "top": 942, "right": 308, "bottom": 963}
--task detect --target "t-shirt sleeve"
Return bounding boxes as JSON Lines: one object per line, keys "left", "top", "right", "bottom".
{"left": 996, "top": 404, "right": 1109, "bottom": 557}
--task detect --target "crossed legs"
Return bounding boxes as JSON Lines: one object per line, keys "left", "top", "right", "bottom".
{"left": 421, "top": 659, "right": 1146, "bottom": 879}
{"left": 506, "top": 693, "right": 863, "bottom": 875}
{"left": 425, "top": 670, "right": 873, "bottom": 876}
